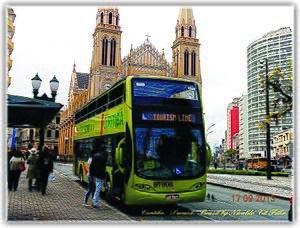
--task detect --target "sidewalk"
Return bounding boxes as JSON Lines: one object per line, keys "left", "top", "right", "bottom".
{"left": 6, "top": 167, "right": 134, "bottom": 223}
{"left": 207, "top": 173, "right": 293, "bottom": 199}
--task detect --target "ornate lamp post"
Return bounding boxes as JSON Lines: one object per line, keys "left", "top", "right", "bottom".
{"left": 31, "top": 73, "right": 60, "bottom": 152}
{"left": 31, "top": 73, "right": 59, "bottom": 102}
{"left": 259, "top": 59, "right": 271, "bottom": 180}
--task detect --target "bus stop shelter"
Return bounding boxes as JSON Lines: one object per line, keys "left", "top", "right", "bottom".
{"left": 7, "top": 94, "right": 63, "bottom": 150}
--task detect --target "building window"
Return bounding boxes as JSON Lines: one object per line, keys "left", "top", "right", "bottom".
{"left": 55, "top": 130, "right": 59, "bottom": 138}
{"left": 46, "top": 130, "right": 52, "bottom": 138}
{"left": 102, "top": 37, "right": 108, "bottom": 65}
{"left": 184, "top": 49, "right": 189, "bottom": 75}
{"left": 191, "top": 50, "right": 196, "bottom": 76}
{"left": 181, "top": 26, "right": 184, "bottom": 37}
{"left": 110, "top": 38, "right": 116, "bottom": 66}
{"left": 116, "top": 15, "right": 119, "bottom": 26}
{"left": 189, "top": 26, "right": 192, "bottom": 37}
{"left": 55, "top": 116, "right": 60, "bottom": 124}
{"left": 108, "top": 12, "right": 113, "bottom": 24}
{"left": 100, "top": 12, "right": 104, "bottom": 24}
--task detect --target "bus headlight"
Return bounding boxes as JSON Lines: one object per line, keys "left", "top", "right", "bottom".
{"left": 193, "top": 182, "right": 205, "bottom": 190}
{"left": 134, "top": 183, "right": 152, "bottom": 192}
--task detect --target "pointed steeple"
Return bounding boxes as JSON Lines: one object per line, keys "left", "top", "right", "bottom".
{"left": 73, "top": 62, "right": 76, "bottom": 73}
{"left": 172, "top": 8, "right": 201, "bottom": 85}
{"left": 176, "top": 8, "right": 197, "bottom": 39}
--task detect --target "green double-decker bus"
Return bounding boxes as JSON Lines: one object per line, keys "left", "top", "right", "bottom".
{"left": 73, "top": 76, "right": 211, "bottom": 205}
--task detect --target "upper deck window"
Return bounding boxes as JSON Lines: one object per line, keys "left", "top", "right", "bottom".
{"left": 132, "top": 78, "right": 199, "bottom": 102}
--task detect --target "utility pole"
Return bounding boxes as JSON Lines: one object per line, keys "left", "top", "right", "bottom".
{"left": 260, "top": 59, "right": 271, "bottom": 180}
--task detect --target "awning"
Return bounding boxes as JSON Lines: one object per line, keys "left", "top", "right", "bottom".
{"left": 7, "top": 94, "right": 63, "bottom": 128}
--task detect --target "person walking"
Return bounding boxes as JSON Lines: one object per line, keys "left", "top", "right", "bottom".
{"left": 82, "top": 151, "right": 95, "bottom": 206}
{"left": 8, "top": 149, "right": 25, "bottom": 191}
{"left": 36, "top": 145, "right": 54, "bottom": 195}
{"left": 89, "top": 143, "right": 107, "bottom": 209}
{"left": 26, "top": 148, "right": 39, "bottom": 192}
{"left": 7, "top": 147, "right": 16, "bottom": 185}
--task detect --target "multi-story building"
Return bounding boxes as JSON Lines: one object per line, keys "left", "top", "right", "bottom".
{"left": 13, "top": 112, "right": 61, "bottom": 158}
{"left": 247, "top": 27, "right": 293, "bottom": 157}
{"left": 58, "top": 8, "right": 203, "bottom": 159}
{"left": 7, "top": 8, "right": 16, "bottom": 87}
{"left": 272, "top": 128, "right": 293, "bottom": 159}
{"left": 226, "top": 98, "right": 240, "bottom": 151}
{"left": 238, "top": 94, "right": 249, "bottom": 159}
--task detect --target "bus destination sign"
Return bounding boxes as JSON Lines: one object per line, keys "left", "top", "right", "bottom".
{"left": 142, "top": 112, "right": 196, "bottom": 122}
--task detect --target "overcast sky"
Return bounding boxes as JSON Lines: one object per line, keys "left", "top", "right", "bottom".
{"left": 5, "top": 3, "right": 294, "bottom": 148}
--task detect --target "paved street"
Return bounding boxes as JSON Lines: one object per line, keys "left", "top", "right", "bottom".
{"left": 6, "top": 162, "right": 293, "bottom": 223}
{"left": 6, "top": 164, "right": 134, "bottom": 223}
{"left": 207, "top": 173, "right": 293, "bottom": 199}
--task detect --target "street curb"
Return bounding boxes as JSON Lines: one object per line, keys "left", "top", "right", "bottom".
{"left": 207, "top": 181, "right": 290, "bottom": 200}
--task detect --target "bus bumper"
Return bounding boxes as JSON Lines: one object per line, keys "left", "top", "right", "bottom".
{"left": 124, "top": 186, "right": 206, "bottom": 205}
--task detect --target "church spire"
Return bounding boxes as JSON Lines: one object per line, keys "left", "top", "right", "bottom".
{"left": 73, "top": 62, "right": 76, "bottom": 73}
{"left": 172, "top": 8, "right": 201, "bottom": 85}
{"left": 176, "top": 8, "right": 197, "bottom": 39}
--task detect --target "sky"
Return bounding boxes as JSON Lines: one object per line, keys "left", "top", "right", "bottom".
{"left": 4, "top": 2, "right": 295, "bottom": 148}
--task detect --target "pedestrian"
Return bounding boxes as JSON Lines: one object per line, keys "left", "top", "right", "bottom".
{"left": 213, "top": 161, "right": 218, "bottom": 169}
{"left": 82, "top": 151, "right": 95, "bottom": 206}
{"left": 36, "top": 145, "right": 54, "bottom": 195}
{"left": 26, "top": 147, "right": 39, "bottom": 192}
{"left": 8, "top": 149, "right": 25, "bottom": 191}
{"left": 7, "top": 147, "right": 16, "bottom": 184}
{"left": 89, "top": 142, "right": 107, "bottom": 209}
{"left": 24, "top": 144, "right": 33, "bottom": 160}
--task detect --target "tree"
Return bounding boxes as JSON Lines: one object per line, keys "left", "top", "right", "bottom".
{"left": 258, "top": 60, "right": 293, "bottom": 129}
{"left": 224, "top": 149, "right": 237, "bottom": 161}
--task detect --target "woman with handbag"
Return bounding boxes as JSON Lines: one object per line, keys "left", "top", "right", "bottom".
{"left": 26, "top": 148, "right": 39, "bottom": 192}
{"left": 8, "top": 149, "right": 25, "bottom": 191}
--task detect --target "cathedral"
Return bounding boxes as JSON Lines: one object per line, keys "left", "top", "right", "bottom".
{"left": 58, "top": 7, "right": 202, "bottom": 158}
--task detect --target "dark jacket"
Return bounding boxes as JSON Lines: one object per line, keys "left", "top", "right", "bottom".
{"left": 37, "top": 152, "right": 54, "bottom": 178}
{"left": 89, "top": 152, "right": 107, "bottom": 179}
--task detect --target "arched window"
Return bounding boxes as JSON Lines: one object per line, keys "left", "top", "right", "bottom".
{"left": 116, "top": 15, "right": 119, "bottom": 26}
{"left": 191, "top": 50, "right": 196, "bottom": 76}
{"left": 184, "top": 49, "right": 189, "bottom": 75}
{"left": 110, "top": 38, "right": 116, "bottom": 66}
{"left": 189, "top": 26, "right": 192, "bottom": 37}
{"left": 102, "top": 37, "right": 108, "bottom": 65}
{"left": 100, "top": 12, "right": 104, "bottom": 24}
{"left": 109, "top": 12, "right": 113, "bottom": 24}
{"left": 181, "top": 26, "right": 184, "bottom": 37}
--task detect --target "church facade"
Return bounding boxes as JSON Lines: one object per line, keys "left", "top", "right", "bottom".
{"left": 58, "top": 8, "right": 202, "bottom": 159}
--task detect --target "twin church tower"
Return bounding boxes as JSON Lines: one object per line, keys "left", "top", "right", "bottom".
{"left": 87, "top": 7, "right": 202, "bottom": 100}
{"left": 60, "top": 8, "right": 202, "bottom": 156}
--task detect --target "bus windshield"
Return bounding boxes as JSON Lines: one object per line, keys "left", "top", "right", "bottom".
{"left": 134, "top": 126, "right": 206, "bottom": 180}
{"left": 132, "top": 78, "right": 200, "bottom": 106}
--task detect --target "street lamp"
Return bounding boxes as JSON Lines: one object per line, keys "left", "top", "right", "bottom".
{"left": 259, "top": 58, "right": 271, "bottom": 180}
{"left": 206, "top": 130, "right": 213, "bottom": 137}
{"left": 206, "top": 123, "right": 215, "bottom": 136}
{"left": 31, "top": 73, "right": 60, "bottom": 152}
{"left": 31, "top": 73, "right": 60, "bottom": 102}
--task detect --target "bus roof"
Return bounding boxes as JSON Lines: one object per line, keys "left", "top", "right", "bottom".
{"left": 75, "top": 75, "right": 200, "bottom": 114}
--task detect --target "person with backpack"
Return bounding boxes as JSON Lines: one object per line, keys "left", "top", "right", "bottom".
{"left": 89, "top": 142, "right": 107, "bottom": 209}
